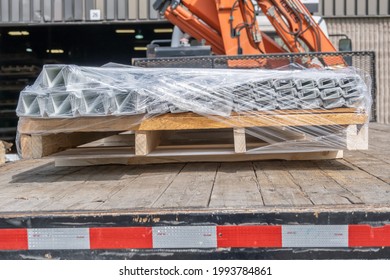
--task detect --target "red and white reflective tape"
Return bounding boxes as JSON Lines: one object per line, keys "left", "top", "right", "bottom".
{"left": 0, "top": 225, "right": 389, "bottom": 250}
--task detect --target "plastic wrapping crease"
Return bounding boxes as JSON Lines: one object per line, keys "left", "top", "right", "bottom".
{"left": 16, "top": 64, "right": 372, "bottom": 153}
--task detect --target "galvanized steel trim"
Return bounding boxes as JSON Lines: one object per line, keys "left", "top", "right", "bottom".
{"left": 152, "top": 226, "right": 217, "bottom": 249}
{"left": 282, "top": 225, "right": 349, "bottom": 248}
{"left": 27, "top": 228, "right": 90, "bottom": 250}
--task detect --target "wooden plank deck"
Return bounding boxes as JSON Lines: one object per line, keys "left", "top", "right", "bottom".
{"left": 0, "top": 123, "right": 389, "bottom": 214}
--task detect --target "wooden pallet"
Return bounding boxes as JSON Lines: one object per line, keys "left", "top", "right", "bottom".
{"left": 18, "top": 108, "right": 369, "bottom": 166}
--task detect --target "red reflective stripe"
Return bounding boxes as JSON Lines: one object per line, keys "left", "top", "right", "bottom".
{"left": 349, "top": 225, "right": 390, "bottom": 247}
{"left": 217, "top": 226, "right": 282, "bottom": 248}
{"left": 89, "top": 227, "right": 153, "bottom": 249}
{"left": 0, "top": 229, "right": 28, "bottom": 250}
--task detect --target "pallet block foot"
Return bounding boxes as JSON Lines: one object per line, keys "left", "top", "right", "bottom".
{"left": 346, "top": 124, "right": 368, "bottom": 150}
{"left": 234, "top": 128, "right": 246, "bottom": 153}
{"left": 135, "top": 131, "right": 162, "bottom": 156}
{"left": 0, "top": 141, "right": 5, "bottom": 164}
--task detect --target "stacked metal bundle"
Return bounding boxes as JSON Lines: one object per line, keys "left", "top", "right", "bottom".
{"left": 230, "top": 75, "right": 366, "bottom": 111}
{"left": 16, "top": 65, "right": 370, "bottom": 118}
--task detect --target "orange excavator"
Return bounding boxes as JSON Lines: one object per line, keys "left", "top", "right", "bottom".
{"left": 153, "top": 0, "right": 346, "bottom": 67}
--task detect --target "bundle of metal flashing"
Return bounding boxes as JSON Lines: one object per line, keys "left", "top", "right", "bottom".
{"left": 16, "top": 64, "right": 371, "bottom": 118}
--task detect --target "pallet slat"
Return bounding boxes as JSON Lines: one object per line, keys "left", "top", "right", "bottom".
{"left": 18, "top": 109, "right": 366, "bottom": 134}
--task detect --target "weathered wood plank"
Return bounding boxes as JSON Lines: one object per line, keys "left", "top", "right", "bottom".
{"left": 37, "top": 166, "right": 142, "bottom": 211}
{"left": 153, "top": 163, "right": 218, "bottom": 208}
{"left": 0, "top": 159, "right": 54, "bottom": 183}
{"left": 98, "top": 164, "right": 185, "bottom": 209}
{"left": 0, "top": 164, "right": 89, "bottom": 211}
{"left": 344, "top": 151, "right": 390, "bottom": 184}
{"left": 209, "top": 162, "right": 263, "bottom": 208}
{"left": 369, "top": 123, "right": 390, "bottom": 133}
{"left": 285, "top": 161, "right": 363, "bottom": 205}
{"left": 318, "top": 159, "right": 390, "bottom": 204}
{"left": 253, "top": 161, "right": 313, "bottom": 206}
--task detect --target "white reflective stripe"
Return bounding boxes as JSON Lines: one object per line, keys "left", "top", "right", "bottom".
{"left": 152, "top": 226, "right": 217, "bottom": 249}
{"left": 28, "top": 228, "right": 90, "bottom": 250}
{"left": 282, "top": 225, "right": 348, "bottom": 248}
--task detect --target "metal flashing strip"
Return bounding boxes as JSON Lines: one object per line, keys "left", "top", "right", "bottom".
{"left": 153, "top": 226, "right": 217, "bottom": 249}
{"left": 0, "top": 225, "right": 389, "bottom": 251}
{"left": 27, "top": 228, "right": 90, "bottom": 250}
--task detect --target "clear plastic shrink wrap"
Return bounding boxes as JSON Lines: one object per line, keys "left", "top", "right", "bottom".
{"left": 16, "top": 64, "right": 372, "bottom": 153}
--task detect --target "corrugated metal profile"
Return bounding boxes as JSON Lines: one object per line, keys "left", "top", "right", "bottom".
{"left": 326, "top": 17, "right": 390, "bottom": 124}
{"left": 320, "top": 0, "right": 390, "bottom": 17}
{"left": 0, "top": 0, "right": 164, "bottom": 25}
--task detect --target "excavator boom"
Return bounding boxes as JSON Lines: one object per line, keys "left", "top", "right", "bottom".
{"left": 153, "top": 0, "right": 345, "bottom": 67}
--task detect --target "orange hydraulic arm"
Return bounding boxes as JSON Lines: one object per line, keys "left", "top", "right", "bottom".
{"left": 153, "top": 0, "right": 346, "bottom": 67}
{"left": 258, "top": 0, "right": 344, "bottom": 66}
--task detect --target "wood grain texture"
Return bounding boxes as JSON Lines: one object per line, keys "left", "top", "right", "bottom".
{"left": 346, "top": 124, "right": 369, "bottom": 150}
{"left": 98, "top": 163, "right": 185, "bottom": 209}
{"left": 0, "top": 124, "right": 387, "bottom": 213}
{"left": 253, "top": 161, "right": 313, "bottom": 206}
{"left": 18, "top": 115, "right": 144, "bottom": 134}
{"left": 209, "top": 162, "right": 264, "bottom": 208}
{"left": 20, "top": 132, "right": 117, "bottom": 159}
{"left": 153, "top": 163, "right": 218, "bottom": 208}
{"left": 0, "top": 141, "right": 5, "bottom": 165}
{"left": 318, "top": 159, "right": 390, "bottom": 204}
{"left": 18, "top": 109, "right": 366, "bottom": 134}
{"left": 20, "top": 135, "right": 32, "bottom": 159}
{"left": 284, "top": 161, "right": 363, "bottom": 205}
{"left": 135, "top": 131, "right": 161, "bottom": 156}
{"left": 233, "top": 128, "right": 246, "bottom": 153}
{"left": 53, "top": 146, "right": 343, "bottom": 167}
{"left": 138, "top": 111, "right": 368, "bottom": 131}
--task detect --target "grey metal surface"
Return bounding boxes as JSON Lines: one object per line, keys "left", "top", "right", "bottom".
{"left": 106, "top": 0, "right": 115, "bottom": 20}
{"left": 327, "top": 19, "right": 387, "bottom": 123}
{"left": 0, "top": 0, "right": 165, "bottom": 25}
{"left": 22, "top": 0, "right": 30, "bottom": 22}
{"left": 1, "top": 0, "right": 9, "bottom": 22}
{"left": 64, "top": 0, "right": 73, "bottom": 21}
{"left": 118, "top": 0, "right": 126, "bottom": 20}
{"left": 152, "top": 226, "right": 217, "bottom": 249}
{"left": 11, "top": 0, "right": 19, "bottom": 22}
{"left": 33, "top": 0, "right": 41, "bottom": 21}
{"left": 282, "top": 225, "right": 348, "bottom": 248}
{"left": 27, "top": 228, "right": 90, "bottom": 250}
{"left": 321, "top": 0, "right": 390, "bottom": 17}
{"left": 1, "top": 0, "right": 389, "bottom": 26}
{"left": 54, "top": 0, "right": 63, "bottom": 22}
{"left": 43, "top": 0, "right": 51, "bottom": 22}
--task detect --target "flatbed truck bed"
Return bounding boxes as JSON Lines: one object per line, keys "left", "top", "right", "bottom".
{"left": 0, "top": 123, "right": 389, "bottom": 259}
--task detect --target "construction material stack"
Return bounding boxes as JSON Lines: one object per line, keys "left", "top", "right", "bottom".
{"left": 15, "top": 63, "right": 371, "bottom": 166}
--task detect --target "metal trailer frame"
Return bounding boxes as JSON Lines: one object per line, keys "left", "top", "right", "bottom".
{"left": 0, "top": 209, "right": 390, "bottom": 259}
